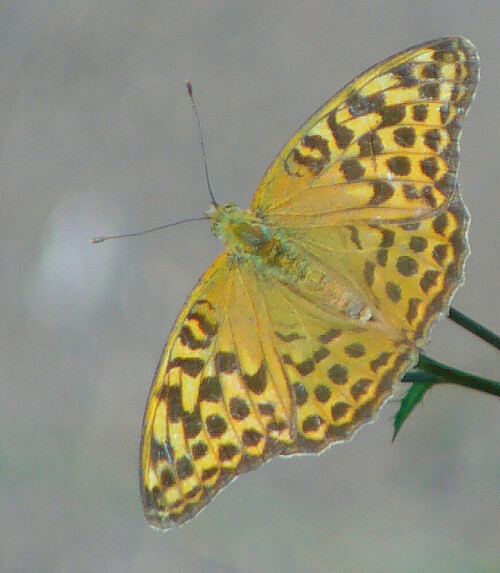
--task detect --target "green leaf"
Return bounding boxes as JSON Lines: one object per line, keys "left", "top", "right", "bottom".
{"left": 393, "top": 377, "right": 434, "bottom": 441}
{"left": 391, "top": 308, "right": 499, "bottom": 441}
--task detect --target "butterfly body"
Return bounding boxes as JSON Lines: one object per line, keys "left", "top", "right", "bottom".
{"left": 140, "top": 37, "right": 479, "bottom": 529}
{"left": 208, "top": 202, "right": 326, "bottom": 290}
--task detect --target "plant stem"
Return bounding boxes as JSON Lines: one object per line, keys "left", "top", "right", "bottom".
{"left": 448, "top": 306, "right": 500, "bottom": 350}
{"left": 406, "top": 354, "right": 500, "bottom": 397}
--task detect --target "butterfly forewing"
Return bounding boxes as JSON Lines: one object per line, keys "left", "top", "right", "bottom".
{"left": 254, "top": 36, "right": 478, "bottom": 346}
{"left": 252, "top": 37, "right": 478, "bottom": 216}
{"left": 140, "top": 257, "right": 298, "bottom": 528}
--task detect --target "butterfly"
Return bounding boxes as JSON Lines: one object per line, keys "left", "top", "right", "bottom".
{"left": 139, "top": 37, "right": 479, "bottom": 529}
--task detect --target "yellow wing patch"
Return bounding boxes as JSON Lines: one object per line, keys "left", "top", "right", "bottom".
{"left": 139, "top": 37, "right": 479, "bottom": 529}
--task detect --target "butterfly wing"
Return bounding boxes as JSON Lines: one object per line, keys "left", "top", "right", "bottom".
{"left": 252, "top": 37, "right": 478, "bottom": 217}
{"left": 140, "top": 253, "right": 417, "bottom": 529}
{"left": 251, "top": 37, "right": 478, "bottom": 343}
{"left": 140, "top": 255, "right": 297, "bottom": 529}
{"left": 240, "top": 266, "right": 417, "bottom": 453}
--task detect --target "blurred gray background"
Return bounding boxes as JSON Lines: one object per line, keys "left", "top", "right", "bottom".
{"left": 1, "top": 2, "right": 499, "bottom": 572}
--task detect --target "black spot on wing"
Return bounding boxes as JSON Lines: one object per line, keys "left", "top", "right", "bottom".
{"left": 379, "top": 104, "right": 406, "bottom": 127}
{"left": 358, "top": 131, "right": 384, "bottom": 157}
{"left": 393, "top": 126, "right": 416, "bottom": 148}
{"left": 387, "top": 156, "right": 411, "bottom": 176}
{"left": 327, "top": 112, "right": 355, "bottom": 148}
{"left": 244, "top": 363, "right": 267, "bottom": 395}
{"left": 199, "top": 376, "right": 222, "bottom": 402}
{"left": 369, "top": 181, "right": 394, "bottom": 206}
{"left": 216, "top": 352, "right": 238, "bottom": 373}
{"left": 341, "top": 158, "right": 365, "bottom": 181}
{"left": 187, "top": 311, "right": 218, "bottom": 337}
{"left": 206, "top": 414, "right": 227, "bottom": 438}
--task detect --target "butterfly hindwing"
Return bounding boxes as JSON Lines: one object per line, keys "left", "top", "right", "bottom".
{"left": 246, "top": 269, "right": 418, "bottom": 452}
{"left": 291, "top": 194, "right": 470, "bottom": 345}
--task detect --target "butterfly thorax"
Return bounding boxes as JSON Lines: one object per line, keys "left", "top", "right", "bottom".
{"left": 207, "top": 202, "right": 324, "bottom": 286}
{"left": 207, "top": 203, "right": 267, "bottom": 253}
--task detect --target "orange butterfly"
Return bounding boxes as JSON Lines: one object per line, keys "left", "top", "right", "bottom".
{"left": 139, "top": 37, "right": 479, "bottom": 529}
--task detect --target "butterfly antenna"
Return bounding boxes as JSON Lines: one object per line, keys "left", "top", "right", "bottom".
{"left": 186, "top": 80, "right": 217, "bottom": 206}
{"left": 92, "top": 82, "right": 216, "bottom": 245}
{"left": 91, "top": 216, "right": 207, "bottom": 244}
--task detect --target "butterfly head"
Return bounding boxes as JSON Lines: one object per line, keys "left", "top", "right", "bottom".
{"left": 206, "top": 202, "right": 270, "bottom": 256}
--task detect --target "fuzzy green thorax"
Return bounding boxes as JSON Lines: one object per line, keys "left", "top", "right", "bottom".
{"left": 207, "top": 203, "right": 269, "bottom": 252}
{"left": 206, "top": 202, "right": 325, "bottom": 288}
